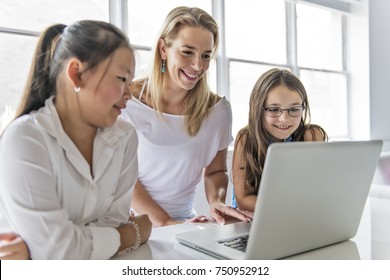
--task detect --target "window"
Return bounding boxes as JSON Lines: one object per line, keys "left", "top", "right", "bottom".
{"left": 0, "top": 33, "right": 37, "bottom": 130}
{"left": 225, "top": 0, "right": 287, "bottom": 136}
{"left": 0, "top": 0, "right": 109, "bottom": 133}
{"left": 296, "top": 3, "right": 347, "bottom": 139}
{"left": 300, "top": 70, "right": 347, "bottom": 137}
{"left": 296, "top": 3, "right": 343, "bottom": 70}
{"left": 127, "top": 0, "right": 211, "bottom": 48}
{"left": 224, "top": 0, "right": 348, "bottom": 140}
{"left": 229, "top": 62, "right": 277, "bottom": 138}
{"left": 0, "top": 0, "right": 108, "bottom": 32}
{"left": 0, "top": 0, "right": 352, "bottom": 140}
{"left": 225, "top": 0, "right": 286, "bottom": 64}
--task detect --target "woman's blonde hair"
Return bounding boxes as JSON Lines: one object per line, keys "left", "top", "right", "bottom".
{"left": 134, "top": 6, "right": 220, "bottom": 136}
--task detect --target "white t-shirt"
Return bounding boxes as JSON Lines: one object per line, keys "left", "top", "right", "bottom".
{"left": 121, "top": 96, "right": 233, "bottom": 220}
{"left": 0, "top": 97, "right": 138, "bottom": 259}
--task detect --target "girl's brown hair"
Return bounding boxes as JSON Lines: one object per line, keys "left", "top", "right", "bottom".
{"left": 234, "top": 68, "right": 327, "bottom": 194}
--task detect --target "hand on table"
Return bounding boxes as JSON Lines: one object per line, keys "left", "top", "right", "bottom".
{"left": 209, "top": 201, "right": 253, "bottom": 225}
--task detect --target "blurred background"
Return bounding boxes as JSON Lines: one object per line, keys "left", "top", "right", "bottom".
{"left": 1, "top": 0, "right": 388, "bottom": 152}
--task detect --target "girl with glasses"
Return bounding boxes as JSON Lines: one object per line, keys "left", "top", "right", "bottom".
{"left": 231, "top": 68, "right": 328, "bottom": 212}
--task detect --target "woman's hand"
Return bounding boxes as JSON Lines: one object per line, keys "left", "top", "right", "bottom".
{"left": 209, "top": 201, "right": 253, "bottom": 225}
{"left": 0, "top": 233, "right": 30, "bottom": 260}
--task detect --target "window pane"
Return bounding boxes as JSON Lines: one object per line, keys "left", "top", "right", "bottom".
{"left": 300, "top": 70, "right": 348, "bottom": 139}
{"left": 128, "top": 0, "right": 212, "bottom": 47}
{"left": 229, "top": 62, "right": 276, "bottom": 139}
{"left": 134, "top": 49, "right": 152, "bottom": 79}
{"left": 208, "top": 60, "right": 217, "bottom": 94}
{"left": 297, "top": 3, "right": 343, "bottom": 70}
{"left": 0, "top": 33, "right": 38, "bottom": 133}
{"left": 0, "top": 0, "right": 108, "bottom": 32}
{"left": 225, "top": 0, "right": 286, "bottom": 64}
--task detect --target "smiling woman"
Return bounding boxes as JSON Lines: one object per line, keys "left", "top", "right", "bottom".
{"left": 121, "top": 6, "right": 253, "bottom": 228}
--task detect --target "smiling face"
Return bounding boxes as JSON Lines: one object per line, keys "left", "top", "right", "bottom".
{"left": 79, "top": 46, "right": 135, "bottom": 128}
{"left": 159, "top": 26, "right": 214, "bottom": 93}
{"left": 262, "top": 84, "right": 304, "bottom": 142}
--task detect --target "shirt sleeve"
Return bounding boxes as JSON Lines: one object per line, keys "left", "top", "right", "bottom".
{"left": 0, "top": 119, "right": 120, "bottom": 259}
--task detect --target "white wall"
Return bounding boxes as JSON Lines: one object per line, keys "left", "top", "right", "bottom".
{"left": 348, "top": 0, "right": 370, "bottom": 141}
{"left": 369, "top": 0, "right": 390, "bottom": 151}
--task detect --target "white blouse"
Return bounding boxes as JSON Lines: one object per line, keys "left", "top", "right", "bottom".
{"left": 121, "top": 96, "right": 233, "bottom": 220}
{"left": 0, "top": 97, "right": 138, "bottom": 259}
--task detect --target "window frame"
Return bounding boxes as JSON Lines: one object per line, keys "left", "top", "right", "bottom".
{"left": 0, "top": 0, "right": 351, "bottom": 139}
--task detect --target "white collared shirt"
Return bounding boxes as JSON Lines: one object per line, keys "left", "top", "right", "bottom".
{"left": 0, "top": 97, "right": 138, "bottom": 259}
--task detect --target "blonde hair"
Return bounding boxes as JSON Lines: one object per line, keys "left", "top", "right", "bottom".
{"left": 135, "top": 6, "right": 220, "bottom": 136}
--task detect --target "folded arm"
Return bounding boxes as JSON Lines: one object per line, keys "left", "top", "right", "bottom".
{"left": 131, "top": 180, "right": 181, "bottom": 227}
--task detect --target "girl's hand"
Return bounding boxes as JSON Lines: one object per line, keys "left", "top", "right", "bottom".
{"left": 209, "top": 201, "right": 253, "bottom": 225}
{"left": 128, "top": 214, "right": 152, "bottom": 244}
{"left": 0, "top": 233, "right": 30, "bottom": 260}
{"left": 186, "top": 215, "right": 210, "bottom": 223}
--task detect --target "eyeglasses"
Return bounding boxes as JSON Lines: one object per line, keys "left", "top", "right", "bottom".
{"left": 263, "top": 105, "right": 305, "bottom": 118}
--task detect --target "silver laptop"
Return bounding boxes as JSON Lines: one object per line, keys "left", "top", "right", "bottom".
{"left": 175, "top": 140, "right": 383, "bottom": 259}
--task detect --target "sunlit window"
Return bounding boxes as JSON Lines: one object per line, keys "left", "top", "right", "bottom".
{"left": 225, "top": 0, "right": 286, "bottom": 64}
{"left": 0, "top": 0, "right": 108, "bottom": 32}
{"left": 127, "top": 0, "right": 211, "bottom": 47}
{"left": 0, "top": 33, "right": 37, "bottom": 128}
{"left": 300, "top": 70, "right": 348, "bottom": 138}
{"left": 0, "top": 0, "right": 109, "bottom": 133}
{"left": 297, "top": 3, "right": 343, "bottom": 70}
{"left": 0, "top": 0, "right": 350, "bottom": 139}
{"left": 229, "top": 62, "right": 278, "bottom": 138}
{"left": 225, "top": 1, "right": 347, "bottom": 140}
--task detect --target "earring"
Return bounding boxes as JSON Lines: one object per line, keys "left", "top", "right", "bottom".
{"left": 74, "top": 86, "right": 80, "bottom": 93}
{"left": 161, "top": 59, "right": 166, "bottom": 73}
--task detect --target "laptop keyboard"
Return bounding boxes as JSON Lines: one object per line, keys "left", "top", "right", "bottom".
{"left": 218, "top": 235, "right": 249, "bottom": 252}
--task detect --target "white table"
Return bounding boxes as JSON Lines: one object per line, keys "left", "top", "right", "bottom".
{"left": 113, "top": 197, "right": 390, "bottom": 260}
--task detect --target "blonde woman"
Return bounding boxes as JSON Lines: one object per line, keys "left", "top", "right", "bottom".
{"left": 122, "top": 6, "right": 252, "bottom": 226}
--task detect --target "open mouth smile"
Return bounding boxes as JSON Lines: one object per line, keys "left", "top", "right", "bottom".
{"left": 181, "top": 70, "right": 199, "bottom": 81}
{"left": 274, "top": 125, "right": 291, "bottom": 130}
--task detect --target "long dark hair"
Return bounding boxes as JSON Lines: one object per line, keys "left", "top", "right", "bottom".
{"left": 15, "top": 20, "right": 132, "bottom": 118}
